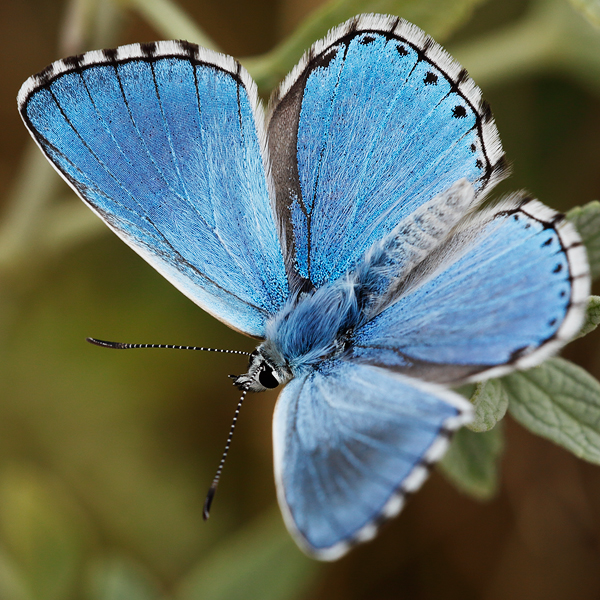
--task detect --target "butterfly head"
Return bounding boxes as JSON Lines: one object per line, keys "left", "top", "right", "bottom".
{"left": 232, "top": 345, "right": 293, "bottom": 393}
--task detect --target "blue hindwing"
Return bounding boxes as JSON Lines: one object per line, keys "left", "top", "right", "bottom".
{"left": 18, "top": 42, "right": 289, "bottom": 337}
{"left": 273, "top": 361, "right": 472, "bottom": 560}
{"left": 19, "top": 16, "right": 592, "bottom": 563}
{"left": 267, "top": 15, "right": 507, "bottom": 291}
{"left": 350, "top": 196, "right": 590, "bottom": 383}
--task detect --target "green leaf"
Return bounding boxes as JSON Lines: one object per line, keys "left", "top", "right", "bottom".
{"left": 176, "top": 507, "right": 319, "bottom": 600}
{"left": 567, "top": 201, "right": 600, "bottom": 280}
{"left": 567, "top": 0, "right": 600, "bottom": 27}
{"left": 245, "top": 0, "right": 487, "bottom": 91}
{"left": 86, "top": 556, "right": 165, "bottom": 600}
{"left": 505, "top": 357, "right": 600, "bottom": 463}
{"left": 466, "top": 379, "right": 509, "bottom": 433}
{"left": 437, "top": 426, "right": 504, "bottom": 500}
{"left": 575, "top": 295, "right": 600, "bottom": 338}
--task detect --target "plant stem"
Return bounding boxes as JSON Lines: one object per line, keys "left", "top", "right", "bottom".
{"left": 123, "top": 0, "right": 221, "bottom": 50}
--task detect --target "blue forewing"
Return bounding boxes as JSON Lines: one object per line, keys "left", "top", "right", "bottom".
{"left": 18, "top": 14, "right": 590, "bottom": 560}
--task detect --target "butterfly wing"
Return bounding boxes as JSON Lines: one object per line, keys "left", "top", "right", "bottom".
{"left": 350, "top": 196, "right": 590, "bottom": 383}
{"left": 18, "top": 42, "right": 288, "bottom": 337}
{"left": 272, "top": 360, "right": 472, "bottom": 560}
{"left": 267, "top": 14, "right": 506, "bottom": 292}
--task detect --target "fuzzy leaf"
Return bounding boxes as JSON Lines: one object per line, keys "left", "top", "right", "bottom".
{"left": 575, "top": 295, "right": 600, "bottom": 338}
{"left": 466, "top": 379, "right": 509, "bottom": 433}
{"left": 438, "top": 426, "right": 504, "bottom": 500}
{"left": 567, "top": 200, "right": 600, "bottom": 280}
{"left": 505, "top": 357, "right": 600, "bottom": 463}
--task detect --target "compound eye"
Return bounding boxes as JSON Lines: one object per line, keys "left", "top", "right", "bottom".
{"left": 258, "top": 364, "right": 279, "bottom": 389}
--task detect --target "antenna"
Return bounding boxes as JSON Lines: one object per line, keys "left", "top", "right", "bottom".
{"left": 86, "top": 338, "right": 251, "bottom": 356}
{"left": 203, "top": 388, "right": 248, "bottom": 520}
{"left": 87, "top": 336, "right": 251, "bottom": 519}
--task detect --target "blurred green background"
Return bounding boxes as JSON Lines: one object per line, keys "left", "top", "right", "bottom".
{"left": 2, "top": 0, "right": 600, "bottom": 598}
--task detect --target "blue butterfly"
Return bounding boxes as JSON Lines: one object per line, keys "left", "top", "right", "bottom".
{"left": 18, "top": 14, "right": 589, "bottom": 560}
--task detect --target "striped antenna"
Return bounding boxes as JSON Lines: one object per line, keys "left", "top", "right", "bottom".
{"left": 87, "top": 336, "right": 251, "bottom": 517}
{"left": 203, "top": 388, "right": 248, "bottom": 520}
{"left": 86, "top": 337, "right": 251, "bottom": 356}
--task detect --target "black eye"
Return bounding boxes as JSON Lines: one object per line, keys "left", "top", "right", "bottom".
{"left": 259, "top": 364, "right": 279, "bottom": 389}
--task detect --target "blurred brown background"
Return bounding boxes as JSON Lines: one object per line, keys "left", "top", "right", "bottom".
{"left": 1, "top": 0, "right": 600, "bottom": 599}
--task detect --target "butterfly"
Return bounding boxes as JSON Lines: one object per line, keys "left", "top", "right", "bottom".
{"left": 18, "top": 13, "right": 590, "bottom": 560}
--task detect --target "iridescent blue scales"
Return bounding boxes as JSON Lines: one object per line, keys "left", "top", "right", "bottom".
{"left": 18, "top": 14, "right": 590, "bottom": 560}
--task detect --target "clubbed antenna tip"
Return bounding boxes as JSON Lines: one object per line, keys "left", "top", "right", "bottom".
{"left": 86, "top": 337, "right": 251, "bottom": 355}
{"left": 202, "top": 389, "right": 248, "bottom": 521}
{"left": 87, "top": 338, "right": 128, "bottom": 348}
{"left": 203, "top": 486, "right": 216, "bottom": 520}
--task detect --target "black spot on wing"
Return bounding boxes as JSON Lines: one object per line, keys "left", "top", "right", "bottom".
{"left": 140, "top": 41, "right": 158, "bottom": 56}
{"left": 36, "top": 65, "right": 55, "bottom": 87}
{"left": 316, "top": 46, "right": 340, "bottom": 69}
{"left": 396, "top": 44, "right": 409, "bottom": 56}
{"left": 62, "top": 54, "right": 83, "bottom": 69}
{"left": 360, "top": 35, "right": 376, "bottom": 45}
{"left": 103, "top": 48, "right": 118, "bottom": 62}
{"left": 457, "top": 68, "right": 469, "bottom": 84}
{"left": 422, "top": 37, "right": 435, "bottom": 52}
{"left": 565, "top": 241, "right": 583, "bottom": 250}
{"left": 480, "top": 100, "right": 493, "bottom": 123}
{"left": 494, "top": 154, "right": 509, "bottom": 178}
{"left": 452, "top": 105, "right": 467, "bottom": 119}
{"left": 346, "top": 16, "right": 359, "bottom": 35}
{"left": 424, "top": 71, "right": 438, "bottom": 85}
